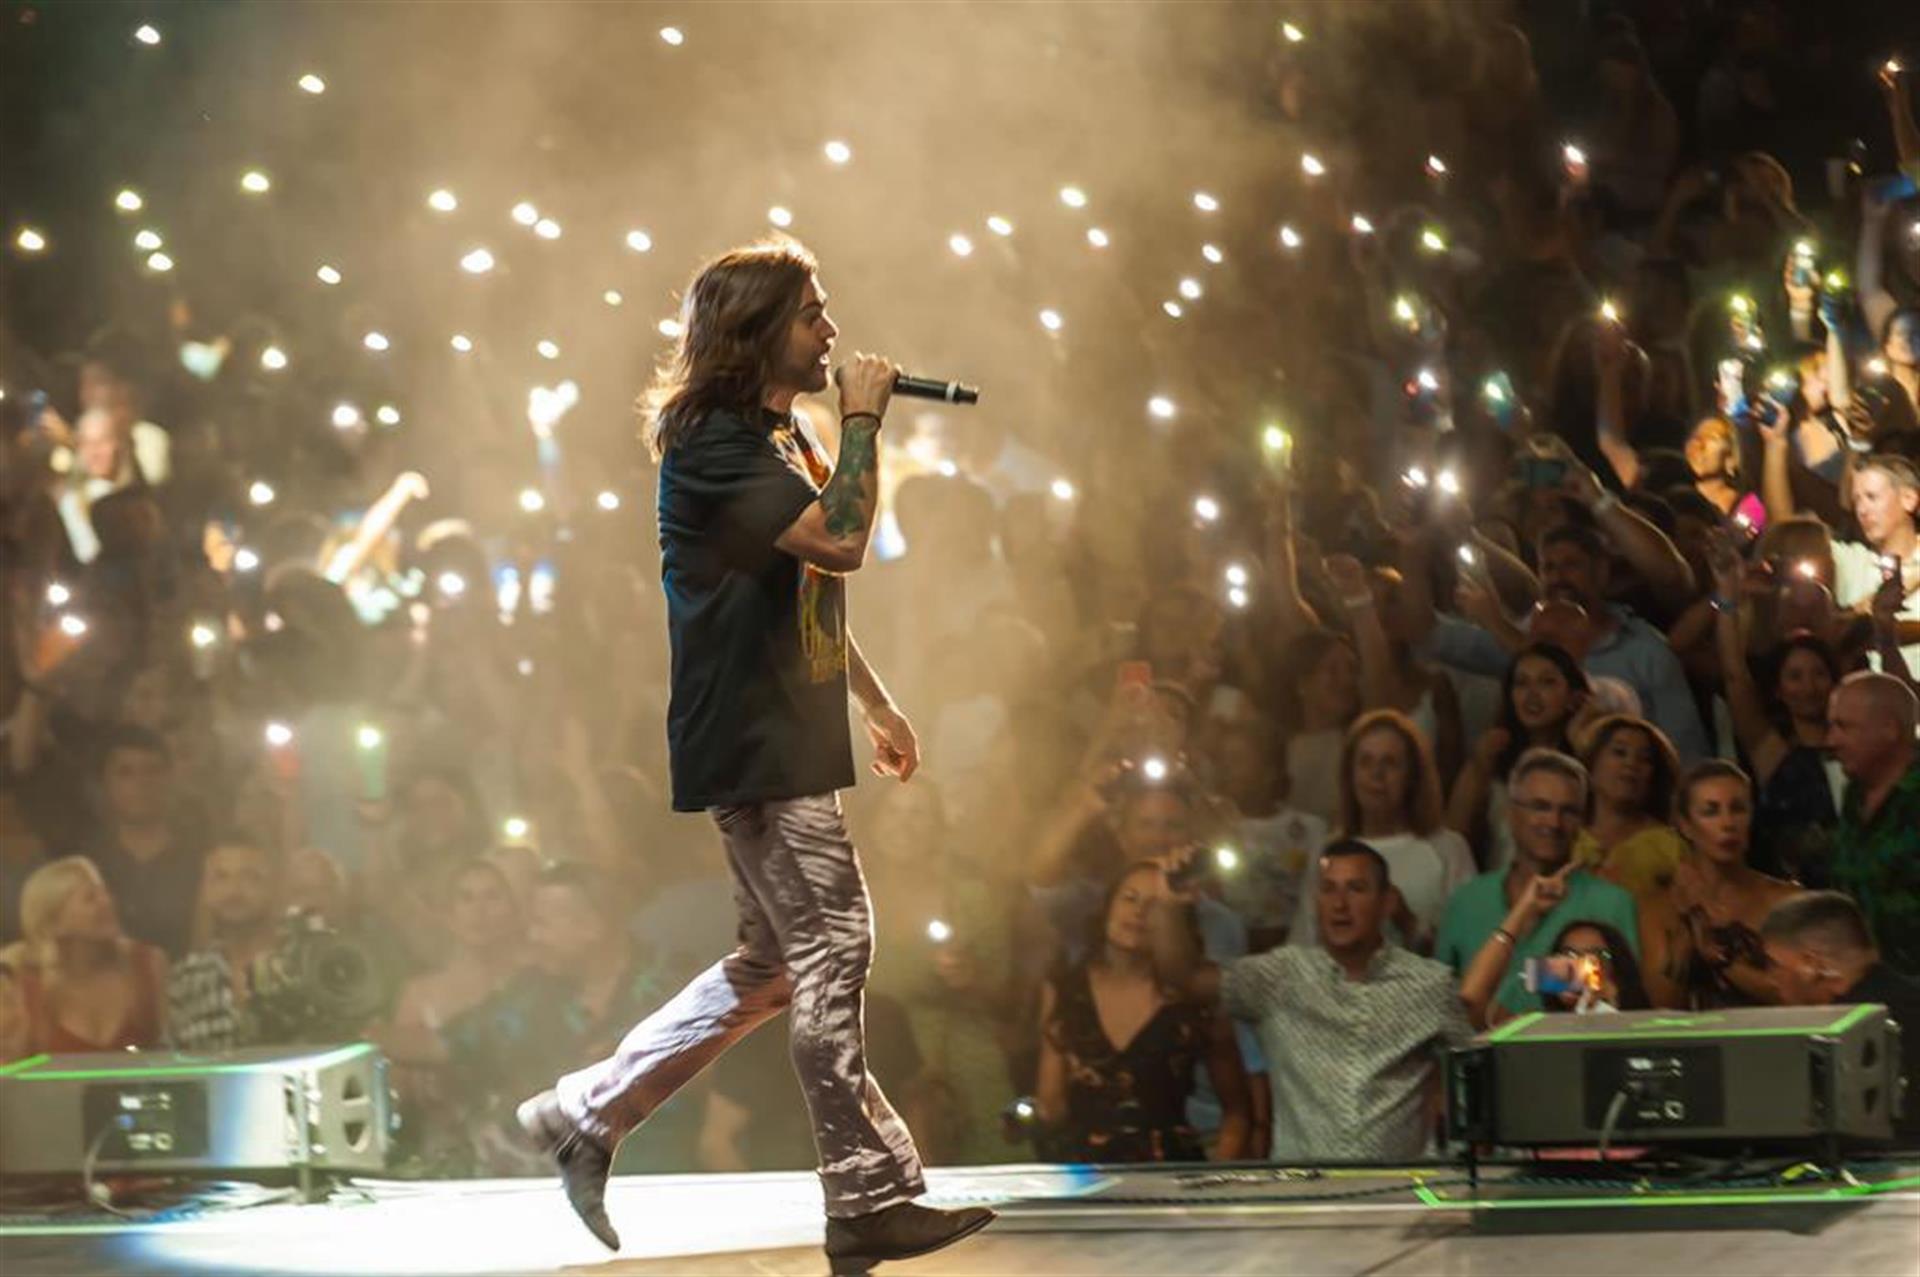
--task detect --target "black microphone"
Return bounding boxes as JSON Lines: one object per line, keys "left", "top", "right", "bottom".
{"left": 892, "top": 373, "right": 980, "bottom": 405}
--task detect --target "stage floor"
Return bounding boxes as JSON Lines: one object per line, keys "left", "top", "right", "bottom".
{"left": 4, "top": 1161, "right": 1919, "bottom": 1275}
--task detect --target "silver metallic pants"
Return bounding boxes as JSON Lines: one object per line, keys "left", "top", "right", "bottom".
{"left": 556, "top": 791, "right": 925, "bottom": 1217}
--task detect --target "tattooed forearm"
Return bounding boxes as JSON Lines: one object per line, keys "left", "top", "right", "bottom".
{"left": 821, "top": 417, "right": 881, "bottom": 537}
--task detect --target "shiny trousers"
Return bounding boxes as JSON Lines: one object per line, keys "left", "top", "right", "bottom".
{"left": 556, "top": 791, "right": 926, "bottom": 1218}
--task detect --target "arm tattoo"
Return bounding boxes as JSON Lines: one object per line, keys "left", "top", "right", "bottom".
{"left": 821, "top": 418, "right": 881, "bottom": 537}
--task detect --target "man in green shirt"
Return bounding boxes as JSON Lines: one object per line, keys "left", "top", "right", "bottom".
{"left": 1436, "top": 749, "right": 1640, "bottom": 1013}
{"left": 1827, "top": 673, "right": 1920, "bottom": 974}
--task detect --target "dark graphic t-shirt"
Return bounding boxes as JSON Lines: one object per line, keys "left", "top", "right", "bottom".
{"left": 657, "top": 405, "right": 853, "bottom": 810}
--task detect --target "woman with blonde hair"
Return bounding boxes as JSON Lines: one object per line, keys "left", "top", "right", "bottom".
{"left": 1573, "top": 715, "right": 1687, "bottom": 903}
{"left": 13, "top": 856, "right": 168, "bottom": 1052}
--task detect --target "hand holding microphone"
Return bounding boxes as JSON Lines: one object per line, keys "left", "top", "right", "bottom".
{"left": 835, "top": 354, "right": 981, "bottom": 421}
{"left": 834, "top": 352, "right": 901, "bottom": 423}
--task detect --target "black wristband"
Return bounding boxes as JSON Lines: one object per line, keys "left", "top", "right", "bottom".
{"left": 841, "top": 412, "right": 881, "bottom": 427}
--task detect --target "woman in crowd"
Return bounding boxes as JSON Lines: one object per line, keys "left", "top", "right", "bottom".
{"left": 370, "top": 858, "right": 526, "bottom": 1163}
{"left": 1574, "top": 715, "right": 1686, "bottom": 903}
{"left": 1710, "top": 534, "right": 1842, "bottom": 884}
{"left": 6, "top": 856, "right": 168, "bottom": 1051}
{"left": 1034, "top": 861, "right": 1250, "bottom": 1164}
{"left": 1461, "top": 909, "right": 1651, "bottom": 1028}
{"left": 1326, "top": 553, "right": 1464, "bottom": 786}
{"left": 1684, "top": 416, "right": 1766, "bottom": 528}
{"left": 1639, "top": 762, "right": 1797, "bottom": 1009}
{"left": 1275, "top": 629, "right": 1360, "bottom": 828}
{"left": 1448, "top": 643, "right": 1593, "bottom": 868}
{"left": 1291, "top": 710, "right": 1475, "bottom": 954}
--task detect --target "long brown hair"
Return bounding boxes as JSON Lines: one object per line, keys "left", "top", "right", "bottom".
{"left": 643, "top": 239, "right": 818, "bottom": 459}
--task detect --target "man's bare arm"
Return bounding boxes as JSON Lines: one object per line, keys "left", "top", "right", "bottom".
{"left": 775, "top": 415, "right": 882, "bottom": 573}
{"left": 846, "top": 629, "right": 895, "bottom": 713}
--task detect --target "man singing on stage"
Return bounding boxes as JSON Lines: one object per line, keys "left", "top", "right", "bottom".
{"left": 517, "top": 240, "right": 993, "bottom": 1268}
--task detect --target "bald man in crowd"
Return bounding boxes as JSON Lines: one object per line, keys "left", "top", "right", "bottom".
{"left": 1826, "top": 673, "right": 1920, "bottom": 974}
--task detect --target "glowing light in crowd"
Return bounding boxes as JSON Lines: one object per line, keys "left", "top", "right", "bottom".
{"left": 1393, "top": 295, "right": 1419, "bottom": 327}
{"left": 986, "top": 215, "right": 1013, "bottom": 236}
{"left": 450, "top": 333, "right": 473, "bottom": 353}
{"left": 248, "top": 480, "right": 276, "bottom": 506}
{"left": 240, "top": 170, "right": 271, "bottom": 194}
{"left": 1281, "top": 21, "right": 1305, "bottom": 43}
{"left": 1278, "top": 224, "right": 1302, "bottom": 250}
{"left": 1050, "top": 477, "right": 1076, "bottom": 501}
{"left": 58, "top": 615, "right": 88, "bottom": 638}
{"left": 316, "top": 263, "right": 342, "bottom": 284}
{"left": 658, "top": 318, "right": 683, "bottom": 338}
{"left": 146, "top": 251, "right": 173, "bottom": 272}
{"left": 1729, "top": 293, "right": 1754, "bottom": 317}
{"left": 298, "top": 73, "right": 326, "bottom": 94}
{"left": 1425, "top": 154, "right": 1448, "bottom": 177}
{"left": 1300, "top": 152, "right": 1325, "bottom": 177}
{"left": 1059, "top": 185, "right": 1088, "bottom": 208}
{"left": 436, "top": 571, "right": 467, "bottom": 597}
{"left": 937, "top": 459, "right": 959, "bottom": 478}
{"left": 517, "top": 658, "right": 535, "bottom": 676}
{"left": 357, "top": 725, "right": 384, "bottom": 750}
{"left": 511, "top": 202, "right": 539, "bottom": 226}
{"left": 1350, "top": 213, "right": 1375, "bottom": 235}
{"left": 362, "top": 331, "right": 390, "bottom": 352}
{"left": 767, "top": 205, "right": 793, "bottom": 228}
{"left": 1599, "top": 299, "right": 1620, "bottom": 323}
{"left": 503, "top": 816, "right": 531, "bottom": 839}
{"left": 925, "top": 919, "right": 954, "bottom": 944}
{"left": 1263, "top": 424, "right": 1290, "bottom": 454}
{"left": 134, "top": 229, "right": 162, "bottom": 250}
{"left": 536, "top": 339, "right": 559, "bottom": 360}
{"left": 332, "top": 403, "right": 362, "bottom": 429}
{"left": 1458, "top": 545, "right": 1479, "bottom": 570}
{"left": 428, "top": 188, "right": 458, "bottom": 212}
{"left": 1867, "top": 357, "right": 1890, "bottom": 377}
{"left": 114, "top": 189, "right": 143, "bottom": 212}
{"left": 1162, "top": 301, "right": 1184, "bottom": 318}
{"left": 376, "top": 404, "right": 401, "bottom": 426}
{"left": 264, "top": 722, "right": 294, "bottom": 748}
{"left": 1193, "top": 495, "right": 1221, "bottom": 522}
{"left": 603, "top": 289, "right": 623, "bottom": 306}
{"left": 625, "top": 229, "right": 653, "bottom": 252}
{"left": 1563, "top": 142, "right": 1587, "bottom": 168}
{"left": 1178, "top": 276, "right": 1203, "bottom": 299}
{"left": 1404, "top": 465, "right": 1430, "bottom": 489}
{"left": 15, "top": 227, "right": 47, "bottom": 254}
{"left": 460, "top": 247, "right": 495, "bottom": 274}
{"left": 233, "top": 548, "right": 261, "bottom": 572}
{"left": 1824, "top": 269, "right": 1849, "bottom": 292}
{"left": 1436, "top": 468, "right": 1461, "bottom": 496}
{"left": 518, "top": 488, "right": 546, "bottom": 513}
{"left": 1086, "top": 227, "right": 1110, "bottom": 248}
{"left": 259, "top": 345, "right": 288, "bottom": 371}
{"left": 1038, "top": 308, "right": 1064, "bottom": 332}
{"left": 1483, "top": 377, "right": 1509, "bottom": 404}
{"left": 1148, "top": 396, "right": 1177, "bottom": 420}
{"left": 1192, "top": 191, "right": 1219, "bottom": 212}
{"left": 190, "top": 622, "right": 218, "bottom": 650}
{"left": 46, "top": 582, "right": 71, "bottom": 606}
{"left": 133, "top": 24, "right": 161, "bottom": 46}
{"left": 1415, "top": 367, "right": 1440, "bottom": 392}
{"left": 1214, "top": 846, "right": 1241, "bottom": 872}
{"left": 1202, "top": 243, "right": 1224, "bottom": 264}
{"left": 264, "top": 611, "right": 287, "bottom": 634}
{"left": 1225, "top": 563, "right": 1249, "bottom": 587}
{"left": 823, "top": 140, "right": 852, "bottom": 164}
{"left": 1141, "top": 755, "right": 1170, "bottom": 782}
{"left": 597, "top": 490, "right": 621, "bottom": 511}
{"left": 1227, "top": 587, "right": 1251, "bottom": 610}
{"left": 533, "top": 217, "right": 562, "bottom": 240}
{"left": 659, "top": 26, "right": 685, "bottom": 46}
{"left": 1419, "top": 226, "right": 1448, "bottom": 253}
{"left": 948, "top": 233, "right": 974, "bottom": 257}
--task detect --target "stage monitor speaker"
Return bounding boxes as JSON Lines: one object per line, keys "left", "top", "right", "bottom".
{"left": 1447, "top": 1005, "right": 1903, "bottom": 1149}
{"left": 0, "top": 1044, "right": 392, "bottom": 1177}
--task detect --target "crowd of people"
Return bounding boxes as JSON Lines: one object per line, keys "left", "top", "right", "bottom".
{"left": 3, "top": 3, "right": 1920, "bottom": 1180}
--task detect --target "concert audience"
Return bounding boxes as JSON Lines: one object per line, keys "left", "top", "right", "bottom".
{"left": 3, "top": 2, "right": 1918, "bottom": 1169}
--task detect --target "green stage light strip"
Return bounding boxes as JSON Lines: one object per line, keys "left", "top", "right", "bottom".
{"left": 0, "top": 1053, "right": 50, "bottom": 1077}
{"left": 1483, "top": 1005, "right": 1879, "bottom": 1044}
{"left": 1413, "top": 1173, "right": 1920, "bottom": 1211}
{"left": 0, "top": 1044, "right": 373, "bottom": 1082}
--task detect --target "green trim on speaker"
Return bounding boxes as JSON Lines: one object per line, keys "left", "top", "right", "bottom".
{"left": 1484, "top": 1005, "right": 1881, "bottom": 1044}
{"left": 1414, "top": 1172, "right": 1920, "bottom": 1210}
{"left": 0, "top": 1053, "right": 50, "bottom": 1077}
{"left": 1, "top": 1043, "right": 374, "bottom": 1081}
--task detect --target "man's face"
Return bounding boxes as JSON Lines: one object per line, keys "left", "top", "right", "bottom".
{"left": 776, "top": 276, "right": 838, "bottom": 396}
{"left": 78, "top": 362, "right": 135, "bottom": 422}
{"left": 528, "top": 885, "right": 605, "bottom": 978}
{"left": 203, "top": 846, "right": 275, "bottom": 931}
{"left": 1536, "top": 539, "right": 1603, "bottom": 612}
{"left": 1763, "top": 939, "right": 1830, "bottom": 1005}
{"left": 1507, "top": 768, "right": 1584, "bottom": 870}
{"left": 1825, "top": 687, "right": 1897, "bottom": 780}
{"left": 75, "top": 410, "right": 126, "bottom": 481}
{"left": 102, "top": 746, "right": 171, "bottom": 827}
{"left": 1114, "top": 790, "right": 1192, "bottom": 860}
{"left": 1315, "top": 854, "right": 1388, "bottom": 952}
{"left": 1850, "top": 470, "right": 1918, "bottom": 549}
